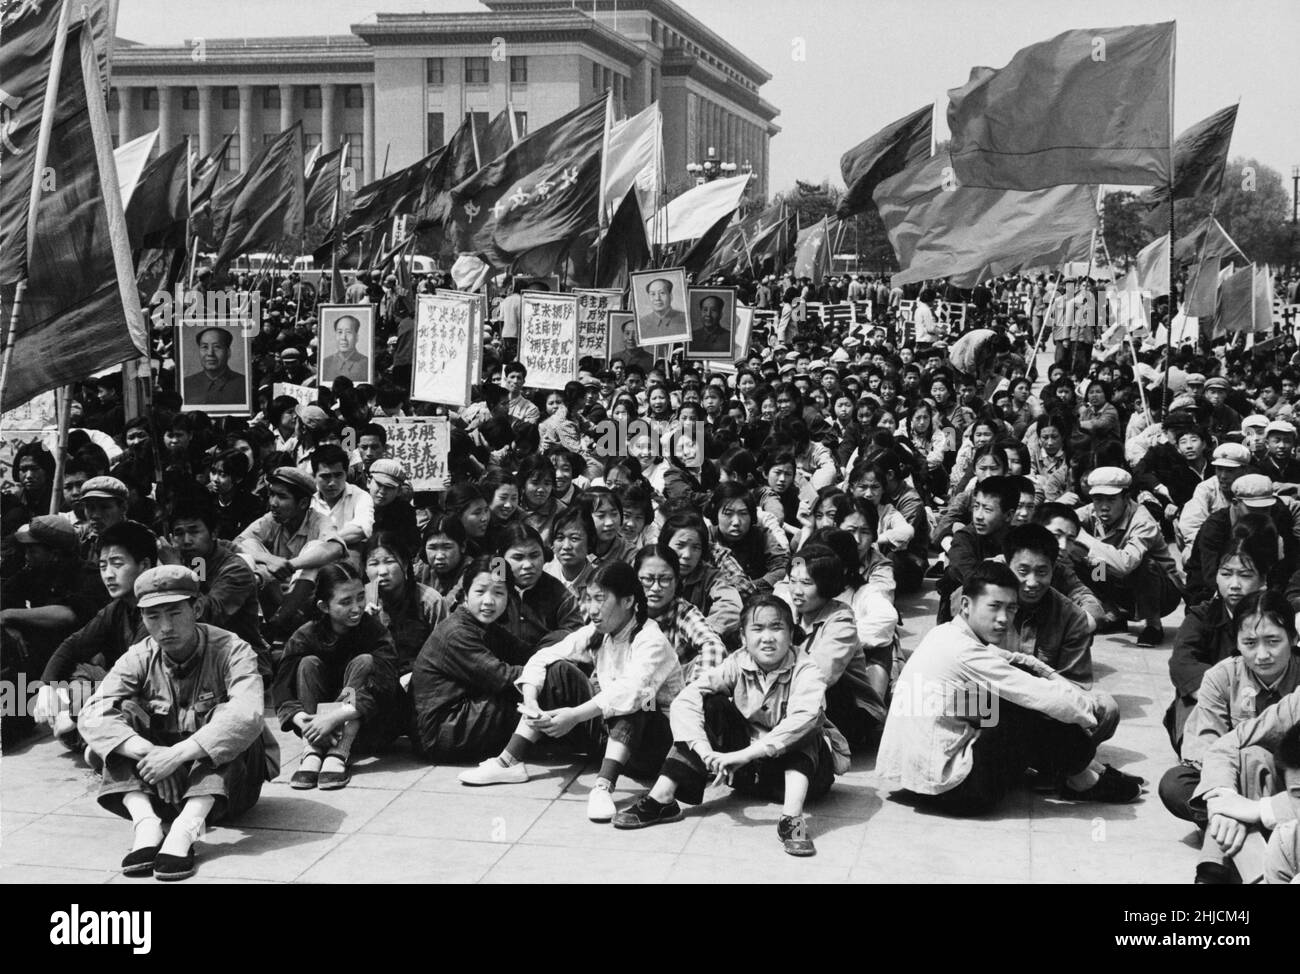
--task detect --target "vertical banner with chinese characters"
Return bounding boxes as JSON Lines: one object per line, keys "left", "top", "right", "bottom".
{"left": 412, "top": 294, "right": 474, "bottom": 407}
{"left": 573, "top": 289, "right": 623, "bottom": 364}
{"left": 520, "top": 292, "right": 579, "bottom": 390}
{"left": 375, "top": 417, "right": 450, "bottom": 490}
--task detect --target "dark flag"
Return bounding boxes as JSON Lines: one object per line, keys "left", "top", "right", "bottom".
{"left": 694, "top": 203, "right": 793, "bottom": 281}
{"left": 191, "top": 133, "right": 233, "bottom": 208}
{"left": 125, "top": 139, "right": 188, "bottom": 248}
{"left": 0, "top": 0, "right": 63, "bottom": 286}
{"left": 593, "top": 187, "right": 650, "bottom": 288}
{"left": 681, "top": 210, "right": 738, "bottom": 279}
{"left": 304, "top": 143, "right": 347, "bottom": 251}
{"left": 214, "top": 122, "right": 306, "bottom": 271}
{"left": 479, "top": 107, "right": 518, "bottom": 163}
{"left": 448, "top": 94, "right": 609, "bottom": 270}
{"left": 836, "top": 105, "right": 932, "bottom": 219}
{"left": 318, "top": 148, "right": 441, "bottom": 264}
{"left": 1142, "top": 104, "right": 1237, "bottom": 209}
{"left": 2, "top": 20, "right": 147, "bottom": 410}
{"left": 413, "top": 116, "right": 480, "bottom": 236}
{"left": 947, "top": 22, "right": 1174, "bottom": 190}
{"left": 1173, "top": 216, "right": 1247, "bottom": 266}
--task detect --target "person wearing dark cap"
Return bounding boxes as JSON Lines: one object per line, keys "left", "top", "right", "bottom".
{"left": 1202, "top": 376, "right": 1243, "bottom": 441}
{"left": 78, "top": 565, "right": 279, "bottom": 881}
{"left": 235, "top": 466, "right": 348, "bottom": 637}
{"left": 75, "top": 475, "right": 129, "bottom": 565}
{"left": 183, "top": 326, "right": 247, "bottom": 406}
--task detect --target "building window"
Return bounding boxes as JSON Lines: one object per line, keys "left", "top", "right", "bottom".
{"left": 343, "top": 85, "right": 363, "bottom": 109}
{"left": 142, "top": 89, "right": 158, "bottom": 110}
{"left": 108, "top": 88, "right": 120, "bottom": 111}
{"left": 592, "top": 62, "right": 599, "bottom": 89}
{"left": 602, "top": 67, "right": 612, "bottom": 91}
{"left": 513, "top": 111, "right": 527, "bottom": 137}
{"left": 427, "top": 112, "right": 445, "bottom": 151}
{"left": 224, "top": 135, "right": 240, "bottom": 171}
{"left": 264, "top": 86, "right": 281, "bottom": 109}
{"left": 304, "top": 86, "right": 322, "bottom": 109}
{"left": 426, "top": 57, "right": 444, "bottom": 85}
{"left": 650, "top": 67, "right": 659, "bottom": 102}
{"left": 464, "top": 57, "right": 489, "bottom": 84}
{"left": 651, "top": 19, "right": 660, "bottom": 43}
{"left": 222, "top": 87, "right": 240, "bottom": 110}
{"left": 181, "top": 88, "right": 197, "bottom": 110}
{"left": 510, "top": 55, "right": 527, "bottom": 84}
{"left": 345, "top": 133, "right": 363, "bottom": 179}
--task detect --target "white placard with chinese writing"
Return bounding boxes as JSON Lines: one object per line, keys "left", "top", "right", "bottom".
{"left": 520, "top": 292, "right": 579, "bottom": 390}
{"left": 412, "top": 294, "right": 475, "bottom": 407}
{"left": 375, "top": 417, "right": 450, "bottom": 491}
{"left": 273, "top": 382, "right": 317, "bottom": 408}
{"left": 574, "top": 289, "right": 623, "bottom": 362}
{"left": 436, "top": 289, "right": 486, "bottom": 386}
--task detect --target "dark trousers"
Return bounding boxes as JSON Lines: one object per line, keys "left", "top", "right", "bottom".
{"left": 930, "top": 699, "right": 1096, "bottom": 815}
{"left": 1159, "top": 763, "right": 1206, "bottom": 825}
{"left": 660, "top": 694, "right": 832, "bottom": 806}
{"left": 295, "top": 653, "right": 401, "bottom": 751}
{"left": 97, "top": 705, "right": 267, "bottom": 825}
{"left": 893, "top": 550, "right": 927, "bottom": 596}
{"left": 416, "top": 658, "right": 595, "bottom": 762}
{"left": 1083, "top": 554, "right": 1183, "bottom": 623}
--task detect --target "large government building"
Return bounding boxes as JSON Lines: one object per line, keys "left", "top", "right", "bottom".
{"left": 109, "top": 0, "right": 780, "bottom": 201}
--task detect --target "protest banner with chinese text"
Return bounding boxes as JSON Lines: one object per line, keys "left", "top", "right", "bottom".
{"left": 273, "top": 382, "right": 318, "bottom": 408}
{"left": 520, "top": 292, "right": 579, "bottom": 390}
{"left": 436, "top": 289, "right": 486, "bottom": 385}
{"left": 412, "top": 294, "right": 475, "bottom": 406}
{"left": 574, "top": 289, "right": 623, "bottom": 362}
{"left": 375, "top": 417, "right": 450, "bottom": 490}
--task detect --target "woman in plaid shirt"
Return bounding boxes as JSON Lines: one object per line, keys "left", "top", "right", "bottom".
{"left": 633, "top": 545, "right": 727, "bottom": 683}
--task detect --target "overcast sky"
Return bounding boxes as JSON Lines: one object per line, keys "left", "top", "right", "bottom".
{"left": 116, "top": 0, "right": 1300, "bottom": 196}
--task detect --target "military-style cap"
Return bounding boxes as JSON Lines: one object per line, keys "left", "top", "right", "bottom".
{"left": 80, "top": 476, "right": 127, "bottom": 502}
{"left": 368, "top": 458, "right": 406, "bottom": 487}
{"left": 1242, "top": 415, "right": 1270, "bottom": 432}
{"left": 1186, "top": 373, "right": 1207, "bottom": 386}
{"left": 135, "top": 565, "right": 200, "bottom": 608}
{"left": 267, "top": 466, "right": 315, "bottom": 497}
{"left": 14, "top": 515, "right": 77, "bottom": 554}
{"left": 1266, "top": 420, "right": 1297, "bottom": 438}
{"left": 1085, "top": 466, "right": 1132, "bottom": 496}
{"left": 1231, "top": 474, "right": 1276, "bottom": 508}
{"left": 1211, "top": 444, "right": 1250, "bottom": 468}
{"left": 1204, "top": 377, "right": 1230, "bottom": 392}
{"left": 295, "top": 404, "right": 329, "bottom": 429}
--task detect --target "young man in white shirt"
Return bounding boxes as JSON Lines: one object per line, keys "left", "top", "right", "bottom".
{"left": 878, "top": 561, "right": 1142, "bottom": 815}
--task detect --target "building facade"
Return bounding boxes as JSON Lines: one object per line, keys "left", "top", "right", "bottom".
{"left": 108, "top": 0, "right": 779, "bottom": 202}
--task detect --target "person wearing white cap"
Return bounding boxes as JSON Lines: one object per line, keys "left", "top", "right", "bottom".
{"left": 1176, "top": 443, "right": 1254, "bottom": 559}
{"left": 1241, "top": 414, "right": 1270, "bottom": 462}
{"left": 1259, "top": 419, "right": 1300, "bottom": 487}
{"left": 1076, "top": 466, "right": 1185, "bottom": 646}
{"left": 1184, "top": 474, "right": 1300, "bottom": 606}
{"left": 78, "top": 565, "right": 279, "bottom": 882}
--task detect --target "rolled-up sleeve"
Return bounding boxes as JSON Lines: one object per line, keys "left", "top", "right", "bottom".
{"left": 78, "top": 644, "right": 151, "bottom": 760}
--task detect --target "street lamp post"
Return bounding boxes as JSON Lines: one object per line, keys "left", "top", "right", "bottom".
{"left": 685, "top": 146, "right": 752, "bottom": 187}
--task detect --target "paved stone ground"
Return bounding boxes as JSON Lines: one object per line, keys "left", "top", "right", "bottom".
{"left": 0, "top": 580, "right": 1201, "bottom": 884}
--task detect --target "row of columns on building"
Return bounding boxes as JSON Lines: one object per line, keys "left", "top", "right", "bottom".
{"left": 695, "top": 96, "right": 764, "bottom": 188}
{"left": 117, "top": 82, "right": 375, "bottom": 178}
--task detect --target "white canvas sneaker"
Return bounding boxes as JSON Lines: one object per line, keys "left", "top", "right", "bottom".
{"left": 458, "top": 758, "right": 529, "bottom": 786}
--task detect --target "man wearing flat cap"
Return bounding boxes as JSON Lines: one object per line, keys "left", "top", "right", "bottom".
{"left": 1184, "top": 473, "right": 1300, "bottom": 606}
{"left": 1258, "top": 419, "right": 1300, "bottom": 488}
{"left": 320, "top": 312, "right": 371, "bottom": 383}
{"left": 183, "top": 326, "right": 247, "bottom": 406}
{"left": 1201, "top": 376, "right": 1243, "bottom": 441}
{"left": 1075, "top": 466, "right": 1185, "bottom": 647}
{"left": 1176, "top": 443, "right": 1254, "bottom": 558}
{"left": 79, "top": 565, "right": 279, "bottom": 882}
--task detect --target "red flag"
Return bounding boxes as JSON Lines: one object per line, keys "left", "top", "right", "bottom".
{"left": 213, "top": 122, "right": 306, "bottom": 272}
{"left": 947, "top": 23, "right": 1174, "bottom": 190}
{"left": 836, "top": 105, "right": 933, "bottom": 219}
{"left": 2, "top": 20, "right": 147, "bottom": 410}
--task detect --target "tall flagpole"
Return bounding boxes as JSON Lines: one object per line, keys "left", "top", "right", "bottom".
{"left": 1162, "top": 22, "right": 1177, "bottom": 412}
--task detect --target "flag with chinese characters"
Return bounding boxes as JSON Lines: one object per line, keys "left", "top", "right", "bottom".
{"left": 448, "top": 94, "right": 608, "bottom": 271}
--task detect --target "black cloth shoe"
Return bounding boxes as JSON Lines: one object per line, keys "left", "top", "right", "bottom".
{"left": 1059, "top": 764, "right": 1142, "bottom": 804}
{"left": 153, "top": 850, "right": 196, "bottom": 882}
{"left": 778, "top": 815, "right": 816, "bottom": 856}
{"left": 612, "top": 794, "right": 684, "bottom": 830}
{"left": 1096, "top": 615, "right": 1129, "bottom": 635}
{"left": 120, "top": 846, "right": 159, "bottom": 877}
{"left": 1136, "top": 624, "right": 1164, "bottom": 647}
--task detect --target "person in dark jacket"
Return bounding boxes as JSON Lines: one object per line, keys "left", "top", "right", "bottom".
{"left": 1166, "top": 528, "right": 1275, "bottom": 750}
{"left": 410, "top": 556, "right": 592, "bottom": 761}
{"left": 937, "top": 477, "right": 1018, "bottom": 623}
{"left": 495, "top": 523, "right": 585, "bottom": 650}
{"left": 362, "top": 530, "right": 447, "bottom": 680}
{"left": 368, "top": 459, "right": 418, "bottom": 537}
{"left": 1184, "top": 482, "right": 1299, "bottom": 605}
{"left": 274, "top": 563, "right": 403, "bottom": 791}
